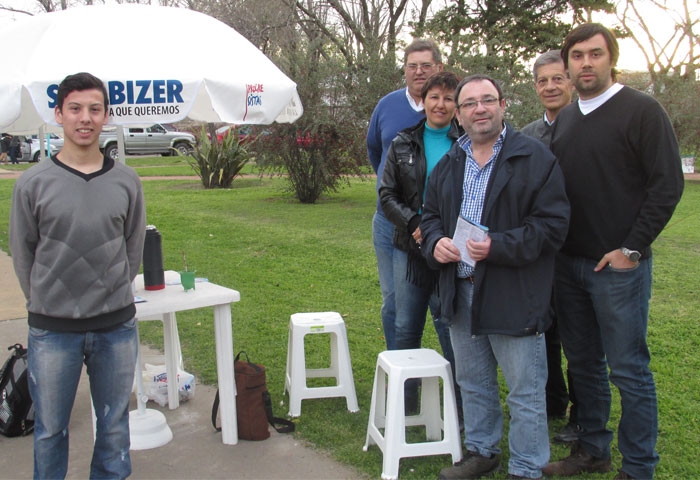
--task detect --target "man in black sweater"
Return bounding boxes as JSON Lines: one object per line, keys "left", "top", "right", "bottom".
{"left": 543, "top": 23, "right": 684, "bottom": 480}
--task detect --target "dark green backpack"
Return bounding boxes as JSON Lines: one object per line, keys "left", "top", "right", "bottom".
{"left": 0, "top": 344, "right": 34, "bottom": 437}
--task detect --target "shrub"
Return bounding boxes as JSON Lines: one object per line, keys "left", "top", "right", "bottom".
{"left": 188, "top": 125, "right": 252, "bottom": 188}
{"left": 256, "top": 120, "right": 367, "bottom": 204}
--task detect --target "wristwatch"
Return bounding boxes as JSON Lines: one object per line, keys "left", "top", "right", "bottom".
{"left": 621, "top": 247, "right": 641, "bottom": 262}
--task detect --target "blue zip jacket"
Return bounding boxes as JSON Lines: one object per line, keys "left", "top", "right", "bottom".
{"left": 421, "top": 124, "right": 570, "bottom": 336}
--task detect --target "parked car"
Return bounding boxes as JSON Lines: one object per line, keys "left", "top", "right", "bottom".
{"left": 214, "top": 125, "right": 262, "bottom": 144}
{"left": 99, "top": 123, "right": 196, "bottom": 160}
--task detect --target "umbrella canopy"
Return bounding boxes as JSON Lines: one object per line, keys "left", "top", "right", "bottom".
{"left": 0, "top": 4, "right": 302, "bottom": 134}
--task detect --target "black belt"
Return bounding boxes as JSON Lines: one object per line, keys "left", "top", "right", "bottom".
{"left": 458, "top": 276, "right": 474, "bottom": 284}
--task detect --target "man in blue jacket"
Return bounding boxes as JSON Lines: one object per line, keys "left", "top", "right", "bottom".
{"left": 421, "top": 74, "right": 570, "bottom": 480}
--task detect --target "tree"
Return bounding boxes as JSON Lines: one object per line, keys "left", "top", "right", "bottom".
{"left": 423, "top": 0, "right": 615, "bottom": 127}
{"left": 613, "top": 0, "right": 699, "bottom": 156}
{"left": 616, "top": 0, "right": 698, "bottom": 86}
{"left": 287, "top": 0, "right": 435, "bottom": 121}
{"left": 254, "top": 17, "right": 368, "bottom": 204}
{"left": 192, "top": 0, "right": 296, "bottom": 55}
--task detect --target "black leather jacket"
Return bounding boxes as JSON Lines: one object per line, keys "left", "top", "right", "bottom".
{"left": 379, "top": 119, "right": 461, "bottom": 253}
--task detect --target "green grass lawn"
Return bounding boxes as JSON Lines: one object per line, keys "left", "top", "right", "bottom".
{"left": 1, "top": 167, "right": 697, "bottom": 479}
{"left": 0, "top": 155, "right": 255, "bottom": 178}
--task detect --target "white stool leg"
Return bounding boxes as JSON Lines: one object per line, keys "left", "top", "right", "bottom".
{"left": 421, "top": 376, "right": 442, "bottom": 440}
{"left": 287, "top": 328, "right": 306, "bottom": 417}
{"left": 336, "top": 325, "right": 359, "bottom": 412}
{"left": 284, "top": 321, "right": 293, "bottom": 396}
{"left": 363, "top": 362, "right": 384, "bottom": 450}
{"left": 442, "top": 371, "right": 462, "bottom": 463}
{"left": 381, "top": 370, "right": 406, "bottom": 480}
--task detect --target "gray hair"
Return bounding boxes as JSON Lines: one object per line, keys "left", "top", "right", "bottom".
{"left": 532, "top": 50, "right": 564, "bottom": 81}
{"left": 404, "top": 39, "right": 442, "bottom": 65}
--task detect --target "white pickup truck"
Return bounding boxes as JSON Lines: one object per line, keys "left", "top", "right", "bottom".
{"left": 99, "top": 124, "right": 196, "bottom": 160}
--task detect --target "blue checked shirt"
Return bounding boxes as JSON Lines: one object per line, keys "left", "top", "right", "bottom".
{"left": 456, "top": 126, "right": 506, "bottom": 278}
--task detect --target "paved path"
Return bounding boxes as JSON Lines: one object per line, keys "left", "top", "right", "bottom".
{"left": 0, "top": 250, "right": 362, "bottom": 479}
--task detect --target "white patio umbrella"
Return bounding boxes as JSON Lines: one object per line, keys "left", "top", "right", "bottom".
{"left": 0, "top": 4, "right": 303, "bottom": 135}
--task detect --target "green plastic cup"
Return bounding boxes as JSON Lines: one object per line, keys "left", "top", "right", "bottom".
{"left": 179, "top": 270, "right": 196, "bottom": 291}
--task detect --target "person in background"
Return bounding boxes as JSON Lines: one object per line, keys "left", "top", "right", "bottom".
{"left": 379, "top": 71, "right": 462, "bottom": 416}
{"left": 9, "top": 134, "right": 20, "bottom": 164}
{"left": 521, "top": 49, "right": 574, "bottom": 145}
{"left": 421, "top": 74, "right": 570, "bottom": 480}
{"left": 0, "top": 133, "right": 10, "bottom": 165}
{"left": 367, "top": 39, "right": 443, "bottom": 351}
{"left": 10, "top": 72, "right": 146, "bottom": 479}
{"left": 543, "top": 24, "right": 684, "bottom": 480}
{"left": 520, "top": 49, "right": 579, "bottom": 444}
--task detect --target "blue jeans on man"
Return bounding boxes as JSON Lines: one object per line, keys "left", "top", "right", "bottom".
{"left": 28, "top": 318, "right": 139, "bottom": 479}
{"left": 373, "top": 211, "right": 397, "bottom": 350}
{"left": 450, "top": 279, "right": 549, "bottom": 478}
{"left": 554, "top": 253, "right": 658, "bottom": 479}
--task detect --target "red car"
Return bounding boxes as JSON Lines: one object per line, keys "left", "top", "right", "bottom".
{"left": 215, "top": 125, "right": 258, "bottom": 144}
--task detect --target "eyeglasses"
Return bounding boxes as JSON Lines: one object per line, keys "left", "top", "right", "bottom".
{"left": 458, "top": 97, "right": 500, "bottom": 110}
{"left": 405, "top": 63, "right": 436, "bottom": 72}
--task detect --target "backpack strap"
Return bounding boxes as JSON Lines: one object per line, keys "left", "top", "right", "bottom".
{"left": 211, "top": 389, "right": 222, "bottom": 432}
{"left": 262, "top": 391, "right": 295, "bottom": 433}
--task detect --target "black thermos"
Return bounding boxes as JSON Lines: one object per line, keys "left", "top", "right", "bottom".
{"left": 143, "top": 225, "right": 165, "bottom": 290}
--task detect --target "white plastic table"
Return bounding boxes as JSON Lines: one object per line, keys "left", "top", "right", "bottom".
{"left": 134, "top": 270, "right": 240, "bottom": 445}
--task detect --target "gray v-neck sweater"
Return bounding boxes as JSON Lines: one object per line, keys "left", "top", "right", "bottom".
{"left": 10, "top": 156, "right": 146, "bottom": 332}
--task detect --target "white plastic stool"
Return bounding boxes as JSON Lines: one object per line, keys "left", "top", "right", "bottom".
{"left": 363, "top": 348, "right": 462, "bottom": 480}
{"left": 284, "top": 312, "right": 359, "bottom": 417}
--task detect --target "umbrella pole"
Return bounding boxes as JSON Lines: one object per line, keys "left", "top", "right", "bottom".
{"left": 117, "top": 127, "right": 126, "bottom": 164}
{"left": 129, "top": 322, "right": 173, "bottom": 450}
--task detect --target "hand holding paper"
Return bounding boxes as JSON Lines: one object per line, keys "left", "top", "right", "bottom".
{"left": 453, "top": 216, "right": 489, "bottom": 267}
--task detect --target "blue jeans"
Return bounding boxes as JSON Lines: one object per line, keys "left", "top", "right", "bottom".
{"left": 394, "top": 249, "right": 453, "bottom": 352}
{"left": 393, "top": 248, "right": 461, "bottom": 408}
{"left": 28, "top": 318, "right": 139, "bottom": 479}
{"left": 373, "top": 211, "right": 397, "bottom": 350}
{"left": 554, "top": 253, "right": 658, "bottom": 479}
{"left": 450, "top": 279, "right": 549, "bottom": 478}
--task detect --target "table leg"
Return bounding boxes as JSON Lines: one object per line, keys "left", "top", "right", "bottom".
{"left": 213, "top": 303, "right": 238, "bottom": 445}
{"left": 162, "top": 312, "right": 180, "bottom": 410}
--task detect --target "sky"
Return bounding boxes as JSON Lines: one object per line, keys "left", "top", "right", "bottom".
{"left": 0, "top": 0, "right": 695, "bottom": 73}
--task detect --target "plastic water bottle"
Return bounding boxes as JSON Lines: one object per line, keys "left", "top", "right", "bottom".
{"left": 143, "top": 225, "right": 165, "bottom": 290}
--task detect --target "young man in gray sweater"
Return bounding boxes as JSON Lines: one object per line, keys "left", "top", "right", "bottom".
{"left": 10, "top": 72, "right": 146, "bottom": 479}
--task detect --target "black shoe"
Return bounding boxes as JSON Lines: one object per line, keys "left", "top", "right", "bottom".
{"left": 614, "top": 470, "right": 636, "bottom": 479}
{"left": 553, "top": 422, "right": 581, "bottom": 444}
{"left": 438, "top": 450, "right": 500, "bottom": 479}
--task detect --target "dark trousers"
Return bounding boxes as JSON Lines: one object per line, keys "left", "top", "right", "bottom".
{"left": 545, "top": 315, "right": 577, "bottom": 422}
{"left": 9, "top": 146, "right": 20, "bottom": 164}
